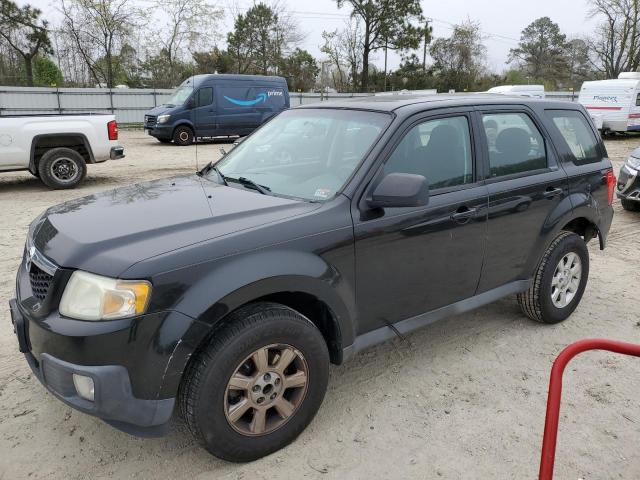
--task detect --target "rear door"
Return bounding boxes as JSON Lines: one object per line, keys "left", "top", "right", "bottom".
{"left": 475, "top": 107, "right": 570, "bottom": 293}
{"left": 354, "top": 109, "right": 488, "bottom": 334}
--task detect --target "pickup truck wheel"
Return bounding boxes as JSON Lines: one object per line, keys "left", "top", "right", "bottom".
{"left": 38, "top": 147, "right": 86, "bottom": 189}
{"left": 621, "top": 199, "right": 640, "bottom": 211}
{"left": 179, "top": 302, "right": 329, "bottom": 462}
{"left": 173, "top": 126, "right": 194, "bottom": 146}
{"left": 517, "top": 232, "right": 589, "bottom": 324}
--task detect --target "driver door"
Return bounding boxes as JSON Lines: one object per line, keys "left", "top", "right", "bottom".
{"left": 353, "top": 111, "right": 488, "bottom": 335}
{"left": 193, "top": 86, "right": 216, "bottom": 137}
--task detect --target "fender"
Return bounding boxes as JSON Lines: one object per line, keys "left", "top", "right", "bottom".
{"left": 171, "top": 119, "right": 195, "bottom": 135}
{"left": 156, "top": 249, "right": 356, "bottom": 397}
{"left": 29, "top": 132, "right": 95, "bottom": 172}
{"left": 568, "top": 191, "right": 609, "bottom": 249}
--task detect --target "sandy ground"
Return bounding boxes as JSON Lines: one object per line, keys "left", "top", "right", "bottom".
{"left": 1, "top": 130, "right": 640, "bottom": 479}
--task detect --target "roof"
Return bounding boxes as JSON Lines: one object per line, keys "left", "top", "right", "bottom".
{"left": 295, "top": 94, "right": 575, "bottom": 114}
{"left": 189, "top": 73, "right": 286, "bottom": 83}
{"left": 581, "top": 79, "right": 640, "bottom": 89}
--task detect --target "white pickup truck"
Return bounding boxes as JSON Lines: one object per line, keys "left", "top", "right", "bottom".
{"left": 0, "top": 114, "right": 124, "bottom": 189}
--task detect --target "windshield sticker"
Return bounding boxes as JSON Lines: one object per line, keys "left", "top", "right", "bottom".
{"left": 314, "top": 188, "right": 332, "bottom": 199}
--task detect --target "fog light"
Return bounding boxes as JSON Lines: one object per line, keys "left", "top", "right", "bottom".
{"left": 72, "top": 374, "right": 95, "bottom": 401}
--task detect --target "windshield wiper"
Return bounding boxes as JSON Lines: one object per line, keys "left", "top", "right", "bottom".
{"left": 226, "top": 176, "right": 272, "bottom": 195}
{"left": 198, "top": 162, "right": 228, "bottom": 186}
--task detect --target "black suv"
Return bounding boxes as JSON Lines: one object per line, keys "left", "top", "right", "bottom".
{"left": 9, "top": 96, "right": 614, "bottom": 462}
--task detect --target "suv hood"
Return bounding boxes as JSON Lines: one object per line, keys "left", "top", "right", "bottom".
{"left": 32, "top": 175, "right": 317, "bottom": 277}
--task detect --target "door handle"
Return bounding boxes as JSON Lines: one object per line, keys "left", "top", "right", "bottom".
{"left": 543, "top": 187, "right": 564, "bottom": 199}
{"left": 451, "top": 206, "right": 478, "bottom": 224}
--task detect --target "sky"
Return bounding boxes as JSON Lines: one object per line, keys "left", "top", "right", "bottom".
{"left": 22, "top": 0, "right": 600, "bottom": 73}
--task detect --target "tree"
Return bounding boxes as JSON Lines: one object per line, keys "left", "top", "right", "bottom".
{"left": 153, "top": 0, "right": 222, "bottom": 86}
{"left": 281, "top": 48, "right": 319, "bottom": 91}
{"left": 0, "top": 0, "right": 52, "bottom": 86}
{"left": 509, "top": 17, "right": 569, "bottom": 88}
{"left": 227, "top": 2, "right": 302, "bottom": 75}
{"left": 430, "top": 21, "right": 487, "bottom": 92}
{"left": 60, "top": 0, "right": 142, "bottom": 88}
{"left": 335, "top": 0, "right": 425, "bottom": 92}
{"left": 565, "top": 38, "right": 595, "bottom": 88}
{"left": 33, "top": 56, "right": 63, "bottom": 86}
{"left": 320, "top": 18, "right": 364, "bottom": 92}
{"left": 587, "top": 0, "right": 640, "bottom": 77}
{"left": 192, "top": 48, "right": 234, "bottom": 74}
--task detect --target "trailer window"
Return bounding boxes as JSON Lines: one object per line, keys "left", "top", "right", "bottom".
{"left": 636, "top": 93, "right": 640, "bottom": 107}
{"left": 546, "top": 110, "right": 600, "bottom": 165}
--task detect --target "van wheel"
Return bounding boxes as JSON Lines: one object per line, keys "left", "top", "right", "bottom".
{"left": 38, "top": 147, "right": 87, "bottom": 189}
{"left": 173, "top": 126, "right": 194, "bottom": 146}
{"left": 179, "top": 302, "right": 329, "bottom": 462}
{"left": 518, "top": 232, "right": 589, "bottom": 324}
{"left": 621, "top": 199, "right": 640, "bottom": 211}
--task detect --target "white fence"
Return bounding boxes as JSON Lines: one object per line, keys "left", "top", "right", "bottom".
{"left": 0, "top": 86, "right": 578, "bottom": 124}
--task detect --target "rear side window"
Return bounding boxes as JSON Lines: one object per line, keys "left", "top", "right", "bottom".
{"left": 482, "top": 112, "right": 547, "bottom": 178}
{"left": 197, "top": 87, "right": 213, "bottom": 107}
{"left": 384, "top": 116, "right": 473, "bottom": 190}
{"left": 546, "top": 110, "right": 600, "bottom": 165}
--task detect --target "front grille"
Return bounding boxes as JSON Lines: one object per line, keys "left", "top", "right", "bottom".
{"left": 29, "top": 263, "right": 53, "bottom": 301}
{"left": 145, "top": 115, "right": 157, "bottom": 127}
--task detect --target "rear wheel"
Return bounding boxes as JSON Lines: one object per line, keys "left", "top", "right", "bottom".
{"left": 38, "top": 147, "right": 86, "bottom": 189}
{"left": 621, "top": 198, "right": 640, "bottom": 211}
{"left": 179, "top": 302, "right": 329, "bottom": 462}
{"left": 518, "top": 231, "right": 589, "bottom": 324}
{"left": 173, "top": 126, "right": 194, "bottom": 146}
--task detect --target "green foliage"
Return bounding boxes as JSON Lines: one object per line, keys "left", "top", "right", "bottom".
{"left": 193, "top": 47, "right": 235, "bottom": 74}
{"left": 430, "top": 21, "right": 487, "bottom": 92}
{"left": 509, "top": 17, "right": 569, "bottom": 89}
{"left": 281, "top": 48, "right": 319, "bottom": 91}
{"left": 336, "top": 0, "right": 426, "bottom": 91}
{"left": 0, "top": 0, "right": 52, "bottom": 86}
{"left": 33, "top": 56, "right": 63, "bottom": 86}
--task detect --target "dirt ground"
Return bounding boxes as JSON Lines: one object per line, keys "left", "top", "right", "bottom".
{"left": 1, "top": 130, "right": 640, "bottom": 479}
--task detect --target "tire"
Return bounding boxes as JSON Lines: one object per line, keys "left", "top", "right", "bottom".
{"left": 37, "top": 147, "right": 87, "bottom": 189}
{"left": 179, "top": 302, "right": 329, "bottom": 462}
{"left": 157, "top": 138, "right": 172, "bottom": 144}
{"left": 173, "top": 126, "right": 194, "bottom": 146}
{"left": 517, "top": 231, "right": 589, "bottom": 324}
{"left": 621, "top": 198, "right": 640, "bottom": 212}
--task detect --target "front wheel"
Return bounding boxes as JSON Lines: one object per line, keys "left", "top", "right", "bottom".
{"left": 173, "top": 126, "right": 194, "bottom": 146}
{"left": 179, "top": 302, "right": 329, "bottom": 462}
{"left": 518, "top": 231, "right": 589, "bottom": 324}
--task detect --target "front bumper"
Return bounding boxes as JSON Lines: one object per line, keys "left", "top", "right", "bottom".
{"left": 144, "top": 124, "right": 172, "bottom": 139}
{"left": 9, "top": 298, "right": 175, "bottom": 436}
{"left": 617, "top": 163, "right": 640, "bottom": 202}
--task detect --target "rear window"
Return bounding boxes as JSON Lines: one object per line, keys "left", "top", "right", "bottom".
{"left": 546, "top": 110, "right": 601, "bottom": 165}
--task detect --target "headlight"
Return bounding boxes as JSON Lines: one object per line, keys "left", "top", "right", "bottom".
{"left": 59, "top": 271, "right": 151, "bottom": 321}
{"left": 157, "top": 114, "right": 171, "bottom": 124}
{"left": 627, "top": 156, "right": 640, "bottom": 170}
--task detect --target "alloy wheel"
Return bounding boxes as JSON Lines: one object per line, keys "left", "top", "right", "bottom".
{"left": 551, "top": 252, "right": 582, "bottom": 308}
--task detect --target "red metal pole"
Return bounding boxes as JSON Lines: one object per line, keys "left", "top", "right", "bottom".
{"left": 539, "top": 339, "right": 640, "bottom": 480}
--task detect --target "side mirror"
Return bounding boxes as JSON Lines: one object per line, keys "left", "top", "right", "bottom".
{"left": 367, "top": 172, "right": 430, "bottom": 209}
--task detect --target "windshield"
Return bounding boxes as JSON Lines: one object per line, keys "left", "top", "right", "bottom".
{"left": 166, "top": 85, "right": 194, "bottom": 106}
{"left": 213, "top": 109, "right": 391, "bottom": 201}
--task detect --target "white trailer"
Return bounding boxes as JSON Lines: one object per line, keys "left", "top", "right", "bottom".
{"left": 486, "top": 85, "right": 545, "bottom": 99}
{"left": 578, "top": 72, "right": 640, "bottom": 133}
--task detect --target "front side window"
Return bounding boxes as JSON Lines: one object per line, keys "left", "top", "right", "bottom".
{"left": 482, "top": 112, "right": 547, "bottom": 178}
{"left": 197, "top": 87, "right": 214, "bottom": 107}
{"left": 384, "top": 116, "right": 473, "bottom": 190}
{"left": 546, "top": 110, "right": 601, "bottom": 165}
{"left": 214, "top": 109, "right": 391, "bottom": 201}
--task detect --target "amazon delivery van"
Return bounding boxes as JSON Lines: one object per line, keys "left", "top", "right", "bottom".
{"left": 578, "top": 72, "right": 640, "bottom": 133}
{"left": 145, "top": 74, "right": 289, "bottom": 145}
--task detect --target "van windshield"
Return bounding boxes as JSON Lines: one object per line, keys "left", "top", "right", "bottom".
{"left": 213, "top": 109, "right": 391, "bottom": 201}
{"left": 166, "top": 85, "right": 194, "bottom": 106}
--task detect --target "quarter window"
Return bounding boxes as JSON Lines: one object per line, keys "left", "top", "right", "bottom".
{"left": 384, "top": 116, "right": 473, "bottom": 190}
{"left": 546, "top": 110, "right": 601, "bottom": 165}
{"left": 197, "top": 87, "right": 214, "bottom": 107}
{"left": 482, "top": 112, "right": 547, "bottom": 178}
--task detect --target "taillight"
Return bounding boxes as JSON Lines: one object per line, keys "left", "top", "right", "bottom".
{"left": 107, "top": 120, "right": 118, "bottom": 141}
{"left": 606, "top": 170, "right": 616, "bottom": 206}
